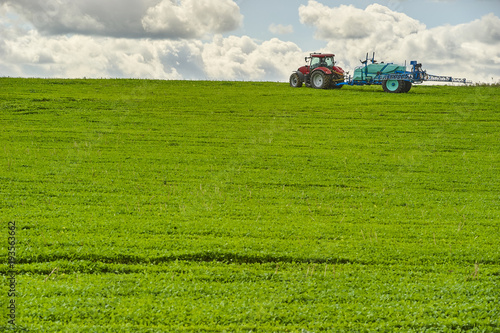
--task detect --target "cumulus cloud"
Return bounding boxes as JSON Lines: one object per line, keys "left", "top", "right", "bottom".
{"left": 299, "top": 2, "right": 425, "bottom": 41}
{"left": 0, "top": 6, "right": 300, "bottom": 81}
{"left": 202, "top": 35, "right": 302, "bottom": 81}
{"left": 142, "top": 0, "right": 243, "bottom": 39}
{"left": 0, "top": 6, "right": 204, "bottom": 79}
{"left": 0, "top": 30, "right": 204, "bottom": 79}
{"left": 269, "top": 23, "right": 294, "bottom": 35}
{"left": 1, "top": 0, "right": 498, "bottom": 83}
{"left": 299, "top": 0, "right": 500, "bottom": 83}
{"left": 0, "top": 0, "right": 243, "bottom": 39}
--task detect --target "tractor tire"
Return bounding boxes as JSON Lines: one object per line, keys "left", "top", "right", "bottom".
{"left": 382, "top": 80, "right": 404, "bottom": 93}
{"left": 289, "top": 73, "right": 303, "bottom": 88}
{"left": 401, "top": 81, "right": 412, "bottom": 93}
{"left": 310, "top": 71, "right": 331, "bottom": 89}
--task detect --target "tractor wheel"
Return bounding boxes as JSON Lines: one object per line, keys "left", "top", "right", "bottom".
{"left": 382, "top": 80, "right": 404, "bottom": 93}
{"left": 289, "top": 73, "right": 303, "bottom": 88}
{"left": 310, "top": 71, "right": 331, "bottom": 89}
{"left": 401, "top": 81, "right": 412, "bottom": 93}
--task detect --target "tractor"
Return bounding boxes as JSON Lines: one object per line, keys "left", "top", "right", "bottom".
{"left": 290, "top": 52, "right": 470, "bottom": 93}
{"left": 289, "top": 53, "right": 345, "bottom": 89}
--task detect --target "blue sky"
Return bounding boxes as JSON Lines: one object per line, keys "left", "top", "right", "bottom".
{"left": 0, "top": 0, "right": 499, "bottom": 82}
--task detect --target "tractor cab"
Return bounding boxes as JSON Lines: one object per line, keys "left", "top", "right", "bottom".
{"left": 308, "top": 54, "right": 335, "bottom": 71}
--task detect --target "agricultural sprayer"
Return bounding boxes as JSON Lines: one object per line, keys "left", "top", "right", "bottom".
{"left": 289, "top": 52, "right": 470, "bottom": 93}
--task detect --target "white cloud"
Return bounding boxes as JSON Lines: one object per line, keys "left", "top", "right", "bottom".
{"left": 0, "top": 6, "right": 300, "bottom": 81}
{"left": 0, "top": 0, "right": 150, "bottom": 37}
{"left": 0, "top": 0, "right": 243, "bottom": 39}
{"left": 202, "top": 35, "right": 302, "bottom": 81}
{"left": 142, "top": 0, "right": 243, "bottom": 39}
{"left": 1, "top": 0, "right": 498, "bottom": 83}
{"left": 299, "top": 0, "right": 500, "bottom": 83}
{"left": 299, "top": 2, "right": 425, "bottom": 40}
{"left": 0, "top": 10, "right": 204, "bottom": 79}
{"left": 269, "top": 23, "right": 294, "bottom": 35}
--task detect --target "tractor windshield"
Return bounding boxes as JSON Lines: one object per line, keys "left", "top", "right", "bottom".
{"left": 310, "top": 56, "right": 334, "bottom": 69}
{"left": 324, "top": 57, "right": 334, "bottom": 67}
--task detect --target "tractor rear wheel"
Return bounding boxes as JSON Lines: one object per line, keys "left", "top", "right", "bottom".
{"left": 289, "top": 73, "right": 303, "bottom": 88}
{"left": 382, "top": 80, "right": 404, "bottom": 93}
{"left": 310, "top": 71, "right": 331, "bottom": 89}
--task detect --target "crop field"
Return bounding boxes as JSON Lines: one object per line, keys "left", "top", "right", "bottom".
{"left": 0, "top": 78, "right": 499, "bottom": 332}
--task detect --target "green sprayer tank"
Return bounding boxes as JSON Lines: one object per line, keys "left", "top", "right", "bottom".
{"left": 353, "top": 63, "right": 406, "bottom": 82}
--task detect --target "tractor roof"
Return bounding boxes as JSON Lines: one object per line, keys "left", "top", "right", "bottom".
{"left": 310, "top": 53, "right": 335, "bottom": 58}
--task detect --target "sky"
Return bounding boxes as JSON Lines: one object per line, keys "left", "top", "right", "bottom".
{"left": 0, "top": 0, "right": 499, "bottom": 83}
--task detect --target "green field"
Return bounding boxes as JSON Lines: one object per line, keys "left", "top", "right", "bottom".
{"left": 1, "top": 78, "right": 499, "bottom": 332}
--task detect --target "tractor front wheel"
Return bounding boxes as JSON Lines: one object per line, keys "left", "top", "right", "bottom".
{"left": 289, "top": 73, "right": 303, "bottom": 88}
{"left": 310, "top": 71, "right": 331, "bottom": 89}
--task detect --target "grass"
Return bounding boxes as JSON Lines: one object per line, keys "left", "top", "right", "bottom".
{"left": 1, "top": 78, "right": 499, "bottom": 332}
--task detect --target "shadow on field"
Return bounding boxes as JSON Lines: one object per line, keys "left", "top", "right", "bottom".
{"left": 18, "top": 251, "right": 359, "bottom": 270}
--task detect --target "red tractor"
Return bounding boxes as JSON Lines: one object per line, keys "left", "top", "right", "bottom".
{"left": 289, "top": 53, "right": 345, "bottom": 89}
